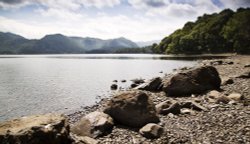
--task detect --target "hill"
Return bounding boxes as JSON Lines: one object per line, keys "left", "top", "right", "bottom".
{"left": 0, "top": 33, "right": 138, "bottom": 54}
{"left": 152, "top": 8, "right": 250, "bottom": 54}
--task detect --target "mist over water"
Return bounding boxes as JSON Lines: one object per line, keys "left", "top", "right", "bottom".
{"left": 0, "top": 54, "right": 196, "bottom": 121}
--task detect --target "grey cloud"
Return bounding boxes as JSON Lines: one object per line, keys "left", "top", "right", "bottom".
{"left": 145, "top": 0, "right": 166, "bottom": 7}
{"left": 0, "top": 0, "right": 25, "bottom": 4}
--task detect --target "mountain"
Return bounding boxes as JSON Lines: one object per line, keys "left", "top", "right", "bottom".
{"left": 136, "top": 40, "right": 160, "bottom": 47}
{"left": 152, "top": 8, "right": 250, "bottom": 54}
{"left": 0, "top": 32, "right": 138, "bottom": 54}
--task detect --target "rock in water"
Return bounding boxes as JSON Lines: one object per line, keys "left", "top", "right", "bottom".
{"left": 163, "top": 66, "right": 221, "bottom": 96}
{"left": 71, "top": 111, "right": 114, "bottom": 138}
{"left": 139, "top": 123, "right": 164, "bottom": 139}
{"left": 136, "top": 77, "right": 163, "bottom": 91}
{"left": 104, "top": 91, "right": 159, "bottom": 127}
{"left": 0, "top": 114, "right": 71, "bottom": 144}
{"left": 110, "top": 84, "right": 118, "bottom": 90}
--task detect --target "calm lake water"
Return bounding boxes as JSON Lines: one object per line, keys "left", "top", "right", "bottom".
{"left": 0, "top": 54, "right": 197, "bottom": 121}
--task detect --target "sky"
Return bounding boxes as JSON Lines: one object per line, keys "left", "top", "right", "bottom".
{"left": 0, "top": 0, "right": 250, "bottom": 42}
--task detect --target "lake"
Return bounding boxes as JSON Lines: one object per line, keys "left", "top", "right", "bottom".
{"left": 0, "top": 54, "right": 197, "bottom": 121}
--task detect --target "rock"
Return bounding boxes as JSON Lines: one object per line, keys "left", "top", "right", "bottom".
{"left": 137, "top": 77, "right": 163, "bottom": 91}
{"left": 131, "top": 78, "right": 145, "bottom": 84}
{"left": 244, "top": 64, "right": 250, "bottom": 68}
{"left": 225, "top": 61, "right": 234, "bottom": 65}
{"left": 216, "top": 96, "right": 231, "bottom": 104}
{"left": 180, "top": 108, "right": 195, "bottom": 115}
{"left": 103, "top": 91, "right": 159, "bottom": 127}
{"left": 71, "top": 111, "right": 113, "bottom": 138}
{"left": 163, "top": 66, "right": 221, "bottom": 96}
{"left": 210, "top": 60, "right": 223, "bottom": 65}
{"left": 131, "top": 83, "right": 139, "bottom": 88}
{"left": 222, "top": 78, "right": 234, "bottom": 85}
{"left": 111, "top": 84, "right": 118, "bottom": 90}
{"left": 236, "top": 71, "right": 250, "bottom": 78}
{"left": 70, "top": 134, "right": 98, "bottom": 144}
{"left": 139, "top": 123, "right": 164, "bottom": 139}
{"left": 155, "top": 100, "right": 181, "bottom": 115}
{"left": 113, "top": 80, "right": 118, "bottom": 82}
{"left": 207, "top": 90, "right": 222, "bottom": 103}
{"left": 227, "top": 93, "right": 243, "bottom": 101}
{"left": 121, "top": 80, "right": 126, "bottom": 82}
{"left": 0, "top": 114, "right": 71, "bottom": 144}
{"left": 181, "top": 101, "right": 207, "bottom": 111}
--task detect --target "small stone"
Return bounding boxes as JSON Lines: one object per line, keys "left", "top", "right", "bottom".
{"left": 139, "top": 123, "right": 164, "bottom": 139}
{"left": 236, "top": 71, "right": 250, "bottom": 78}
{"left": 180, "top": 108, "right": 195, "bottom": 115}
{"left": 227, "top": 93, "right": 243, "bottom": 101}
{"left": 71, "top": 134, "right": 98, "bottom": 144}
{"left": 207, "top": 90, "right": 223, "bottom": 103}
{"left": 216, "top": 96, "right": 231, "bottom": 104}
{"left": 113, "top": 80, "right": 118, "bottom": 82}
{"left": 156, "top": 100, "right": 181, "bottom": 115}
{"left": 222, "top": 78, "right": 234, "bottom": 85}
{"left": 244, "top": 64, "right": 250, "bottom": 68}
{"left": 121, "top": 80, "right": 126, "bottom": 82}
{"left": 181, "top": 101, "right": 207, "bottom": 111}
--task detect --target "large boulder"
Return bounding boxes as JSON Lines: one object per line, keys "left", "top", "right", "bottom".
{"left": 139, "top": 123, "right": 164, "bottom": 139}
{"left": 104, "top": 91, "right": 159, "bottom": 127}
{"left": 136, "top": 77, "right": 163, "bottom": 91}
{"left": 71, "top": 111, "right": 114, "bottom": 138}
{"left": 0, "top": 114, "right": 71, "bottom": 144}
{"left": 163, "top": 66, "right": 221, "bottom": 96}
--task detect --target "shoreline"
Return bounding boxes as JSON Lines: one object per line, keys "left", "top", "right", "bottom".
{"left": 67, "top": 55, "right": 250, "bottom": 143}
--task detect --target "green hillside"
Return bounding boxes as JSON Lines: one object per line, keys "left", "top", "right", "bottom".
{"left": 152, "top": 8, "right": 250, "bottom": 54}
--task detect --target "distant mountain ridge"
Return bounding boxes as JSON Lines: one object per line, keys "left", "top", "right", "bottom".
{"left": 0, "top": 32, "right": 138, "bottom": 54}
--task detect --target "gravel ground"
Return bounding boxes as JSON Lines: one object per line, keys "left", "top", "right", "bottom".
{"left": 68, "top": 55, "right": 250, "bottom": 144}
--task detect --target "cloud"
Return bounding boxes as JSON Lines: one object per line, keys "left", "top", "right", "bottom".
{"left": 220, "top": 0, "right": 250, "bottom": 10}
{"left": 129, "top": 0, "right": 220, "bottom": 19}
{"left": 0, "top": 0, "right": 121, "bottom": 10}
{"left": 0, "top": 0, "right": 25, "bottom": 4}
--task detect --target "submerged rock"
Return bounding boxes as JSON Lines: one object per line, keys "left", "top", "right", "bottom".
{"left": 104, "top": 91, "right": 159, "bottom": 127}
{"left": 131, "top": 78, "right": 145, "bottom": 84}
{"left": 0, "top": 114, "right": 71, "bottom": 144}
{"left": 111, "top": 84, "right": 118, "bottom": 90}
{"left": 163, "top": 66, "right": 221, "bottom": 96}
{"left": 71, "top": 111, "right": 114, "bottom": 138}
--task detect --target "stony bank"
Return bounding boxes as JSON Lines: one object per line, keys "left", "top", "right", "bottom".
{"left": 0, "top": 55, "right": 249, "bottom": 144}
